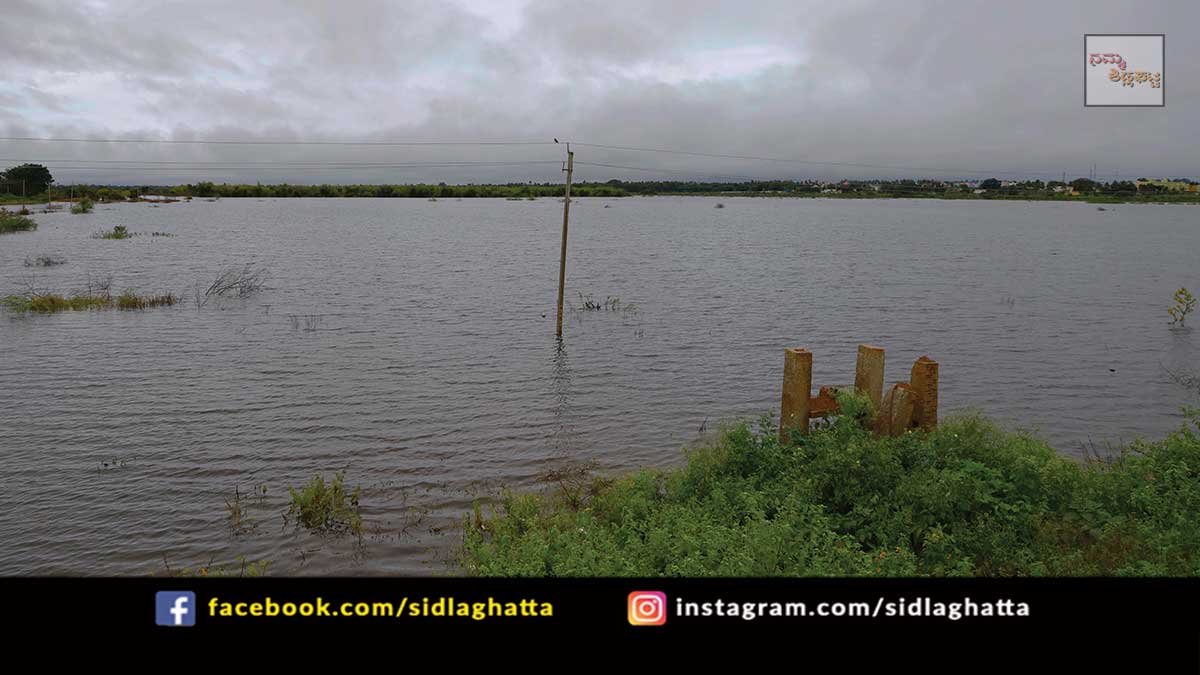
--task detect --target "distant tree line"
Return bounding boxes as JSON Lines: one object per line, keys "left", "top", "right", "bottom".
{"left": 6, "top": 164, "right": 1197, "bottom": 203}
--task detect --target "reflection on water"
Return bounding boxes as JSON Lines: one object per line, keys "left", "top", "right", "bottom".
{"left": 551, "top": 337, "right": 575, "bottom": 457}
{"left": 0, "top": 197, "right": 1196, "bottom": 574}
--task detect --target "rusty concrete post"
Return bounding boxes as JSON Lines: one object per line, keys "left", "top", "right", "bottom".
{"left": 780, "top": 348, "right": 812, "bottom": 442}
{"left": 854, "top": 344, "right": 885, "bottom": 412}
{"left": 909, "top": 356, "right": 939, "bottom": 430}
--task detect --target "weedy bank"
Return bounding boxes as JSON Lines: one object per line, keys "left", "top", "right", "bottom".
{"left": 462, "top": 392, "right": 1200, "bottom": 576}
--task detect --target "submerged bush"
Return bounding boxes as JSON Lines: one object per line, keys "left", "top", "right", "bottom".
{"left": 286, "top": 471, "right": 363, "bottom": 537}
{"left": 93, "top": 224, "right": 131, "bottom": 239}
{"left": 0, "top": 211, "right": 37, "bottom": 233}
{"left": 1169, "top": 287, "right": 1196, "bottom": 326}
{"left": 70, "top": 197, "right": 95, "bottom": 214}
{"left": 462, "top": 396, "right": 1200, "bottom": 577}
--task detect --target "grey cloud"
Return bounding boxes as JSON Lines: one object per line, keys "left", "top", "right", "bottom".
{"left": 0, "top": 0, "right": 1194, "bottom": 185}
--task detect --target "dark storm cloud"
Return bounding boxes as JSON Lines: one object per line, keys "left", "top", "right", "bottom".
{"left": 0, "top": 0, "right": 1193, "bottom": 184}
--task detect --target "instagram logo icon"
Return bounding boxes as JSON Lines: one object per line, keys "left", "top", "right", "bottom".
{"left": 628, "top": 591, "right": 667, "bottom": 626}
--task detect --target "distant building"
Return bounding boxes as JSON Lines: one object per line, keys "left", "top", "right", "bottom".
{"left": 1136, "top": 178, "right": 1192, "bottom": 192}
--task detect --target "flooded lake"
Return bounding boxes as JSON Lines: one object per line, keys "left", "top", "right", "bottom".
{"left": 0, "top": 197, "right": 1196, "bottom": 575}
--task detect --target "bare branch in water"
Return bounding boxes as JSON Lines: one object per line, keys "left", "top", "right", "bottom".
{"left": 196, "top": 264, "right": 269, "bottom": 307}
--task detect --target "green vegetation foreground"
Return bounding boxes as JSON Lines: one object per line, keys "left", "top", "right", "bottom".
{"left": 462, "top": 393, "right": 1200, "bottom": 576}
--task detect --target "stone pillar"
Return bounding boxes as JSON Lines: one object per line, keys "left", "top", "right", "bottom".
{"left": 780, "top": 348, "right": 812, "bottom": 442}
{"left": 909, "top": 356, "right": 939, "bottom": 430}
{"left": 854, "top": 344, "right": 886, "bottom": 412}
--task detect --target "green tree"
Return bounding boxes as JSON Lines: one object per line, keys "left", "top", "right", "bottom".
{"left": 2, "top": 163, "right": 53, "bottom": 195}
{"left": 980, "top": 178, "right": 1001, "bottom": 189}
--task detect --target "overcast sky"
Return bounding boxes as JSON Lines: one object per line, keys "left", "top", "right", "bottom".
{"left": 0, "top": 0, "right": 1194, "bottom": 185}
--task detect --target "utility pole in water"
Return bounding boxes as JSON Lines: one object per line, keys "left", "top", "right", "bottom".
{"left": 555, "top": 142, "right": 574, "bottom": 338}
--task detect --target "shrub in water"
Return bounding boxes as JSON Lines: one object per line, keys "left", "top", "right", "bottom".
{"left": 286, "top": 471, "right": 363, "bottom": 537}
{"left": 0, "top": 211, "right": 37, "bottom": 233}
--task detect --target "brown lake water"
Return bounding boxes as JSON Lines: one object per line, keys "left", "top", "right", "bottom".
{"left": 0, "top": 196, "right": 1196, "bottom": 574}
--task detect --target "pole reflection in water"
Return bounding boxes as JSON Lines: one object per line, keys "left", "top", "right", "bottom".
{"left": 551, "top": 336, "right": 576, "bottom": 456}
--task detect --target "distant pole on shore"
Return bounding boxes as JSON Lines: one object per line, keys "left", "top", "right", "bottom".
{"left": 555, "top": 143, "right": 574, "bottom": 338}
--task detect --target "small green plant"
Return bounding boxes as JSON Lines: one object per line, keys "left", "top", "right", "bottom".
{"left": 71, "top": 197, "right": 94, "bottom": 214}
{"left": 0, "top": 210, "right": 37, "bottom": 233}
{"left": 286, "top": 471, "right": 363, "bottom": 537}
{"left": 1168, "top": 287, "right": 1196, "bottom": 326}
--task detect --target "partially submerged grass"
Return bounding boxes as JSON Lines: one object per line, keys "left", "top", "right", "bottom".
{"left": 574, "top": 292, "right": 638, "bottom": 314}
{"left": 286, "top": 471, "right": 363, "bottom": 538}
{"left": 115, "top": 290, "right": 178, "bottom": 310}
{"left": 91, "top": 225, "right": 174, "bottom": 239}
{"left": 287, "top": 313, "right": 323, "bottom": 331}
{"left": 0, "top": 210, "right": 37, "bottom": 233}
{"left": 24, "top": 255, "right": 67, "bottom": 267}
{"left": 462, "top": 392, "right": 1200, "bottom": 576}
{"left": 93, "top": 224, "right": 131, "bottom": 239}
{"left": 2, "top": 287, "right": 177, "bottom": 313}
{"left": 194, "top": 264, "right": 268, "bottom": 307}
{"left": 161, "top": 555, "right": 271, "bottom": 577}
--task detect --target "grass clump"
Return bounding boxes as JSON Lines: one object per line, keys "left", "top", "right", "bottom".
{"left": 462, "top": 393, "right": 1200, "bottom": 577}
{"left": 70, "top": 197, "right": 94, "bottom": 214}
{"left": 0, "top": 210, "right": 37, "bottom": 233}
{"left": 286, "top": 471, "right": 363, "bottom": 537}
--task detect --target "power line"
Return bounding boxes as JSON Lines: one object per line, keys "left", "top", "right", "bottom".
{"left": 0, "top": 136, "right": 555, "bottom": 147}
{"left": 575, "top": 161, "right": 783, "bottom": 182}
{"left": 2, "top": 135, "right": 1187, "bottom": 181}
{"left": 0, "top": 158, "right": 560, "bottom": 167}
{"left": 566, "top": 141, "right": 1108, "bottom": 179}
{"left": 44, "top": 165, "right": 556, "bottom": 173}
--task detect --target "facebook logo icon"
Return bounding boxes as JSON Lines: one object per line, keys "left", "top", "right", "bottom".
{"left": 155, "top": 591, "right": 196, "bottom": 627}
